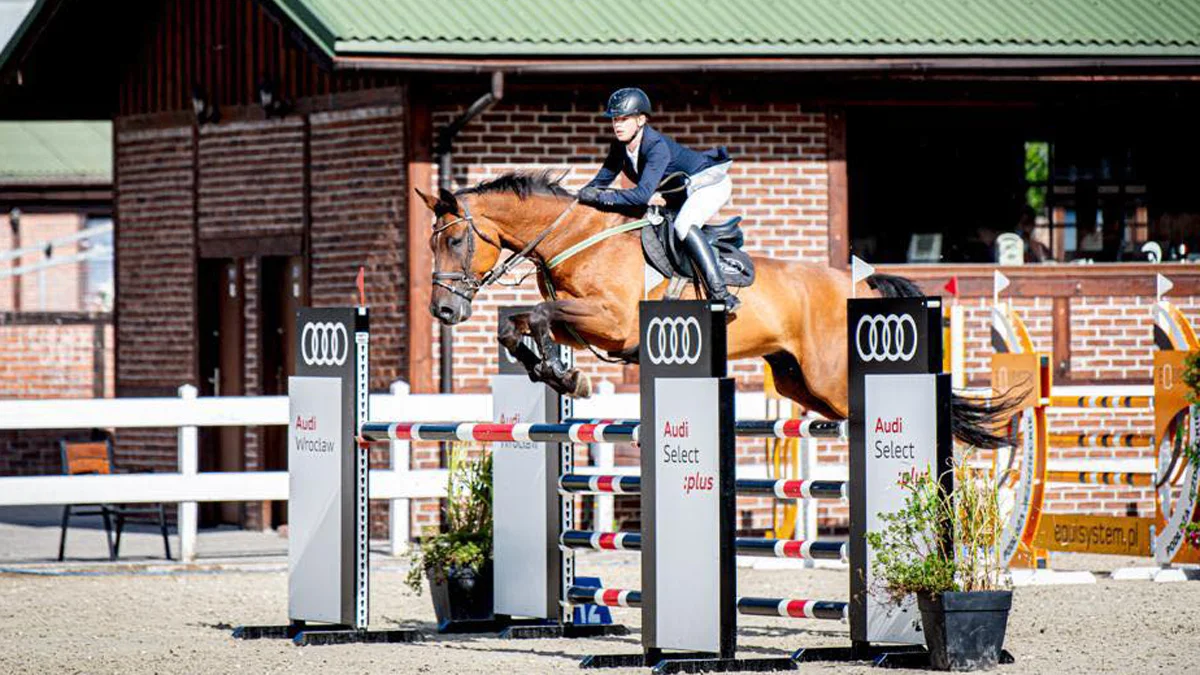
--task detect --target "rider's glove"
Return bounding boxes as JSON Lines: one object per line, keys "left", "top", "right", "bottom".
{"left": 577, "top": 186, "right": 611, "bottom": 205}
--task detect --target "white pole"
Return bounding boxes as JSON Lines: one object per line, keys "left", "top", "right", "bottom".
{"left": 387, "top": 380, "right": 412, "bottom": 556}
{"left": 798, "top": 436, "right": 818, "bottom": 569}
{"left": 177, "top": 384, "right": 199, "bottom": 562}
{"left": 594, "top": 379, "right": 616, "bottom": 532}
{"left": 950, "top": 304, "right": 966, "bottom": 389}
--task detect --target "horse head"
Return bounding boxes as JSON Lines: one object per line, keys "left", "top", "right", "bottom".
{"left": 416, "top": 187, "right": 505, "bottom": 325}
{"left": 418, "top": 172, "right": 579, "bottom": 326}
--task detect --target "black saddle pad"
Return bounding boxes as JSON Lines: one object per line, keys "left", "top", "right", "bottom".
{"left": 640, "top": 210, "right": 755, "bottom": 287}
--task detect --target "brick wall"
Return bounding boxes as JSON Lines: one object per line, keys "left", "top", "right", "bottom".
{"left": 113, "top": 125, "right": 196, "bottom": 471}
{"left": 310, "top": 103, "right": 409, "bottom": 390}
{"left": 0, "top": 320, "right": 115, "bottom": 476}
{"left": 198, "top": 120, "right": 305, "bottom": 241}
{"left": 0, "top": 322, "right": 112, "bottom": 398}
{"left": 310, "top": 102, "right": 409, "bottom": 536}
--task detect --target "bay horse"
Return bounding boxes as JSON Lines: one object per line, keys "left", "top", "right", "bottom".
{"left": 417, "top": 172, "right": 1009, "bottom": 448}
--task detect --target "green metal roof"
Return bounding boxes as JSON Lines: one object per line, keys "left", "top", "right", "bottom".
{"left": 273, "top": 0, "right": 1200, "bottom": 57}
{"left": 0, "top": 121, "right": 111, "bottom": 184}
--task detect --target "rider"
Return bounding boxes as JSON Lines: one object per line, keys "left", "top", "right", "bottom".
{"left": 576, "top": 87, "right": 740, "bottom": 313}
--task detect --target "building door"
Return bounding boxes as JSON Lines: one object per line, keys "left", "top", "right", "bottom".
{"left": 259, "top": 255, "right": 304, "bottom": 528}
{"left": 197, "top": 258, "right": 245, "bottom": 526}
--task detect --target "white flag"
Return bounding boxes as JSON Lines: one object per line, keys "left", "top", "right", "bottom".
{"left": 993, "top": 270, "right": 1010, "bottom": 306}
{"left": 1157, "top": 273, "right": 1174, "bottom": 301}
{"left": 851, "top": 256, "right": 875, "bottom": 298}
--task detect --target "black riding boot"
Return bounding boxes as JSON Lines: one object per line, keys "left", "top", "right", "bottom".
{"left": 681, "top": 227, "right": 741, "bottom": 315}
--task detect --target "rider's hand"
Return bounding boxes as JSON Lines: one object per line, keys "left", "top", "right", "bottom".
{"left": 648, "top": 192, "right": 666, "bottom": 207}
{"left": 577, "top": 186, "right": 603, "bottom": 204}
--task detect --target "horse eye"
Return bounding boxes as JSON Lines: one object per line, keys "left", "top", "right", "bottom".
{"left": 448, "top": 235, "right": 462, "bottom": 247}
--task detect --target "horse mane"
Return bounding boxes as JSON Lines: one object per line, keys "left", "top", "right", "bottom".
{"left": 458, "top": 170, "right": 574, "bottom": 200}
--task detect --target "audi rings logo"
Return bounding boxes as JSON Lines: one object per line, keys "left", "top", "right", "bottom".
{"left": 646, "top": 316, "right": 703, "bottom": 366}
{"left": 855, "top": 314, "right": 918, "bottom": 362}
{"left": 301, "top": 321, "right": 349, "bottom": 367}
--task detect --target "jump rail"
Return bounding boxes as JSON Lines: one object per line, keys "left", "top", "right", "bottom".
{"left": 557, "top": 474, "right": 848, "bottom": 500}
{"left": 359, "top": 418, "right": 847, "bottom": 444}
{"left": 560, "top": 530, "right": 847, "bottom": 561}
{"left": 564, "top": 586, "right": 849, "bottom": 621}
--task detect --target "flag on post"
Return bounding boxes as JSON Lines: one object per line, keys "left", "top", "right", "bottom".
{"left": 993, "top": 270, "right": 1010, "bottom": 307}
{"left": 851, "top": 256, "right": 875, "bottom": 299}
{"left": 1156, "top": 273, "right": 1174, "bottom": 301}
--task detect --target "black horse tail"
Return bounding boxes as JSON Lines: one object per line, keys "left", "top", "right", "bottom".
{"left": 866, "top": 273, "right": 1023, "bottom": 450}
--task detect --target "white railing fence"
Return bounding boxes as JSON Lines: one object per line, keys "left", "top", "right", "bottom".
{"left": 0, "top": 382, "right": 456, "bottom": 562}
{"left": 1, "top": 372, "right": 1134, "bottom": 563}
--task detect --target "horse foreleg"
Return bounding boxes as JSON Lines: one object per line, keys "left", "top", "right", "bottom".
{"left": 498, "top": 312, "right": 551, "bottom": 384}
{"left": 528, "top": 298, "right": 638, "bottom": 399}
{"left": 526, "top": 302, "right": 592, "bottom": 398}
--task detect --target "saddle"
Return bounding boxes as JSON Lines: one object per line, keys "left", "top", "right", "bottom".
{"left": 640, "top": 208, "right": 756, "bottom": 290}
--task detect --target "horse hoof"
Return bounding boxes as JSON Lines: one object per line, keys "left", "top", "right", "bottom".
{"left": 569, "top": 371, "right": 593, "bottom": 399}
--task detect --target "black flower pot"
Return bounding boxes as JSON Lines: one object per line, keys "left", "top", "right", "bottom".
{"left": 427, "top": 561, "right": 494, "bottom": 632}
{"left": 917, "top": 590, "right": 1012, "bottom": 671}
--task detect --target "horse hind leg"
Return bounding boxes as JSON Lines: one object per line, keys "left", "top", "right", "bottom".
{"left": 762, "top": 351, "right": 843, "bottom": 421}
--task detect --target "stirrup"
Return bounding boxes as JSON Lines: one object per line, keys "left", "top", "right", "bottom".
{"left": 713, "top": 292, "right": 741, "bottom": 318}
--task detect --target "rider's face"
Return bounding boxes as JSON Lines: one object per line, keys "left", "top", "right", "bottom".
{"left": 612, "top": 114, "right": 645, "bottom": 144}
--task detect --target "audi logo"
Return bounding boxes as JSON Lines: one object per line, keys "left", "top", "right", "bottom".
{"left": 645, "top": 316, "right": 703, "bottom": 366}
{"left": 855, "top": 314, "right": 918, "bottom": 362}
{"left": 301, "top": 321, "right": 349, "bottom": 367}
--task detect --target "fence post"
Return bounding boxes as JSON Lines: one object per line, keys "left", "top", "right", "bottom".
{"left": 798, "top": 436, "right": 818, "bottom": 569}
{"left": 950, "top": 304, "right": 965, "bottom": 389}
{"left": 177, "top": 384, "right": 199, "bottom": 562}
{"left": 594, "top": 379, "right": 616, "bottom": 531}
{"left": 387, "top": 380, "right": 412, "bottom": 556}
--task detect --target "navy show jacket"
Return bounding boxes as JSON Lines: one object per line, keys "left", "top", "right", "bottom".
{"left": 584, "top": 125, "right": 729, "bottom": 211}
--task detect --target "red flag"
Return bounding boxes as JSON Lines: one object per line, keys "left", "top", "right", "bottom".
{"left": 356, "top": 266, "right": 366, "bottom": 307}
{"left": 943, "top": 276, "right": 959, "bottom": 298}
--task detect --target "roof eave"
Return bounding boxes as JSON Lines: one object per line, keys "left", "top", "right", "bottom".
{"left": 332, "top": 52, "right": 1200, "bottom": 75}
{"left": 333, "top": 39, "right": 1200, "bottom": 59}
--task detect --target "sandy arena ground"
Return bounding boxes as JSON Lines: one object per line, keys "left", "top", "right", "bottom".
{"left": 2, "top": 511, "right": 1198, "bottom": 674}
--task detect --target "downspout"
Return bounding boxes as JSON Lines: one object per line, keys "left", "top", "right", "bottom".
{"left": 8, "top": 209, "right": 20, "bottom": 311}
{"left": 435, "top": 71, "right": 504, "bottom": 393}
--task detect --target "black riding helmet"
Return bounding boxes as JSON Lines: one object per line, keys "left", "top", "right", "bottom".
{"left": 603, "top": 87, "right": 652, "bottom": 118}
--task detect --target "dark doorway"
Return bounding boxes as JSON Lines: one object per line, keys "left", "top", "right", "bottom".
{"left": 259, "top": 255, "right": 304, "bottom": 529}
{"left": 197, "top": 258, "right": 245, "bottom": 526}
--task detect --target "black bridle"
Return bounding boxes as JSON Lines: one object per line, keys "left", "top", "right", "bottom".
{"left": 431, "top": 195, "right": 578, "bottom": 303}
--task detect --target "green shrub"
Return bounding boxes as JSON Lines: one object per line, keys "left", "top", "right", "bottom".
{"left": 866, "top": 458, "right": 1008, "bottom": 603}
{"left": 405, "top": 445, "right": 492, "bottom": 594}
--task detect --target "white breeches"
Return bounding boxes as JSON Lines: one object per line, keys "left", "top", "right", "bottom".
{"left": 673, "top": 162, "right": 733, "bottom": 240}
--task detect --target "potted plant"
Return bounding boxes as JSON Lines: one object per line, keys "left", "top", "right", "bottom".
{"left": 405, "top": 445, "right": 494, "bottom": 632}
{"left": 866, "top": 461, "right": 1012, "bottom": 671}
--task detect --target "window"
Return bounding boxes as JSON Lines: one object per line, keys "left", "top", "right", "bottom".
{"left": 83, "top": 217, "right": 113, "bottom": 311}
{"left": 848, "top": 105, "right": 1200, "bottom": 265}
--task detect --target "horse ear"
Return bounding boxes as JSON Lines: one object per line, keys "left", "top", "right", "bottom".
{"left": 414, "top": 188, "right": 440, "bottom": 212}
{"left": 438, "top": 187, "right": 460, "bottom": 212}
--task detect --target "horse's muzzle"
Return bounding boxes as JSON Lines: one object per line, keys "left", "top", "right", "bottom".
{"left": 430, "top": 300, "right": 471, "bottom": 325}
